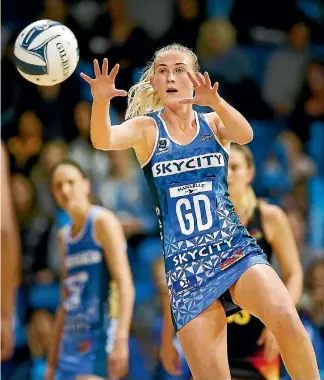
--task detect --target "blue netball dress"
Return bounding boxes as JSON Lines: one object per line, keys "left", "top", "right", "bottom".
{"left": 56, "top": 206, "right": 117, "bottom": 380}
{"left": 142, "top": 112, "right": 269, "bottom": 332}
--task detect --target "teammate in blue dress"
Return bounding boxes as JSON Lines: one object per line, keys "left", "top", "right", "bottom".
{"left": 81, "top": 43, "right": 320, "bottom": 379}
{"left": 45, "top": 160, "right": 134, "bottom": 380}
{"left": 158, "top": 144, "right": 304, "bottom": 380}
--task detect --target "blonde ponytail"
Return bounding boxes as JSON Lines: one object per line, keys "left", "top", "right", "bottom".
{"left": 125, "top": 62, "right": 163, "bottom": 119}
{"left": 231, "top": 144, "right": 257, "bottom": 221}
{"left": 239, "top": 185, "right": 258, "bottom": 221}
{"left": 125, "top": 43, "right": 199, "bottom": 119}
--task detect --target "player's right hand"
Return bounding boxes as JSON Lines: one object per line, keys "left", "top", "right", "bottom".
{"left": 160, "top": 341, "right": 182, "bottom": 376}
{"left": 80, "top": 59, "right": 127, "bottom": 102}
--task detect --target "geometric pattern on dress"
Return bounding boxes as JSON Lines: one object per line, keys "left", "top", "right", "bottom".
{"left": 166, "top": 230, "right": 265, "bottom": 329}
{"left": 170, "top": 275, "right": 219, "bottom": 328}
{"left": 168, "top": 240, "right": 266, "bottom": 330}
{"left": 167, "top": 255, "right": 222, "bottom": 328}
{"left": 166, "top": 201, "right": 240, "bottom": 256}
{"left": 164, "top": 233, "right": 179, "bottom": 257}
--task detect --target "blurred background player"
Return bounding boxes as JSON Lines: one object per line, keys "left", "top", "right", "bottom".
{"left": 45, "top": 160, "right": 134, "bottom": 380}
{"left": 227, "top": 144, "right": 303, "bottom": 380}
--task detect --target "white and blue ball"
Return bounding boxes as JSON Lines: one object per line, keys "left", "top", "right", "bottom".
{"left": 14, "top": 19, "right": 79, "bottom": 86}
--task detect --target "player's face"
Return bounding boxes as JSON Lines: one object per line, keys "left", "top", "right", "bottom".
{"left": 52, "top": 165, "right": 90, "bottom": 211}
{"left": 151, "top": 51, "right": 194, "bottom": 107}
{"left": 227, "top": 149, "right": 254, "bottom": 196}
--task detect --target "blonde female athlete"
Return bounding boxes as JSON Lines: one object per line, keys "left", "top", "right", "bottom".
{"left": 159, "top": 144, "right": 304, "bottom": 380}
{"left": 81, "top": 43, "right": 320, "bottom": 379}
{"left": 45, "top": 160, "right": 134, "bottom": 380}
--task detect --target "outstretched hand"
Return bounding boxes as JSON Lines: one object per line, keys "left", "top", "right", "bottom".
{"left": 80, "top": 58, "right": 128, "bottom": 102}
{"left": 179, "top": 71, "right": 222, "bottom": 108}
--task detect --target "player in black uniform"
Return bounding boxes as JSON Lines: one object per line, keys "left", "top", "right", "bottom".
{"left": 226, "top": 144, "right": 303, "bottom": 380}
{"left": 159, "top": 144, "right": 303, "bottom": 380}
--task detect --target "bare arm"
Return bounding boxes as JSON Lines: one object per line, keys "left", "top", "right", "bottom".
{"left": 1, "top": 144, "right": 21, "bottom": 361}
{"left": 1, "top": 144, "right": 20, "bottom": 318}
{"left": 158, "top": 272, "right": 174, "bottom": 345}
{"left": 180, "top": 72, "right": 253, "bottom": 145}
{"left": 262, "top": 203, "right": 303, "bottom": 305}
{"left": 162, "top": 293, "right": 175, "bottom": 346}
{"left": 95, "top": 210, "right": 135, "bottom": 342}
{"left": 46, "top": 231, "right": 67, "bottom": 374}
{"left": 209, "top": 98, "right": 253, "bottom": 145}
{"left": 90, "top": 103, "right": 148, "bottom": 151}
{"left": 81, "top": 59, "right": 151, "bottom": 151}
{"left": 160, "top": 283, "right": 182, "bottom": 375}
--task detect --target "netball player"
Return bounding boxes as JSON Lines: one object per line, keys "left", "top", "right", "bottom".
{"left": 1, "top": 143, "right": 20, "bottom": 362}
{"left": 159, "top": 144, "right": 304, "bottom": 380}
{"left": 45, "top": 160, "right": 134, "bottom": 380}
{"left": 81, "top": 43, "right": 320, "bottom": 379}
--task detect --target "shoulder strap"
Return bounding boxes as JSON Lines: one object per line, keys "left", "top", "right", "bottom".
{"left": 152, "top": 113, "right": 169, "bottom": 140}
{"left": 87, "top": 206, "right": 104, "bottom": 247}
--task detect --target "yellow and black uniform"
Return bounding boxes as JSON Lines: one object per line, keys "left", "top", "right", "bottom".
{"left": 227, "top": 203, "right": 280, "bottom": 380}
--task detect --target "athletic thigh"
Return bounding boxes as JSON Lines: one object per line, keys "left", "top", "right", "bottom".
{"left": 229, "top": 264, "right": 298, "bottom": 327}
{"left": 176, "top": 299, "right": 230, "bottom": 379}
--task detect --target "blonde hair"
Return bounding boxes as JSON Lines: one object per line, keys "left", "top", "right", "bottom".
{"left": 231, "top": 144, "right": 257, "bottom": 221}
{"left": 125, "top": 43, "right": 199, "bottom": 119}
{"left": 197, "top": 18, "right": 236, "bottom": 59}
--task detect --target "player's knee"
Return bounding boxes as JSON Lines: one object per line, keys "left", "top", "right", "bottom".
{"left": 267, "top": 302, "right": 300, "bottom": 332}
{"left": 269, "top": 307, "right": 311, "bottom": 346}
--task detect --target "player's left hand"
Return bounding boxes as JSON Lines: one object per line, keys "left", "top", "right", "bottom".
{"left": 108, "top": 339, "right": 129, "bottom": 380}
{"left": 179, "top": 72, "right": 222, "bottom": 108}
{"left": 257, "top": 327, "right": 280, "bottom": 362}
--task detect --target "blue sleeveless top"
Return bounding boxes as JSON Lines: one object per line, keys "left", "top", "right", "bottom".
{"left": 60, "top": 206, "right": 112, "bottom": 358}
{"left": 143, "top": 112, "right": 265, "bottom": 330}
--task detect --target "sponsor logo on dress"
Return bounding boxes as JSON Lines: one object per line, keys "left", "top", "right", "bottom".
{"left": 64, "top": 272, "right": 88, "bottom": 285}
{"left": 65, "top": 250, "right": 102, "bottom": 268}
{"left": 201, "top": 134, "right": 215, "bottom": 143}
{"left": 64, "top": 321, "right": 90, "bottom": 333}
{"left": 173, "top": 275, "right": 198, "bottom": 293}
{"left": 171, "top": 238, "right": 233, "bottom": 267}
{"left": 152, "top": 153, "right": 224, "bottom": 177}
{"left": 157, "top": 138, "right": 170, "bottom": 154}
{"left": 169, "top": 181, "right": 212, "bottom": 198}
{"left": 220, "top": 251, "right": 245, "bottom": 270}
